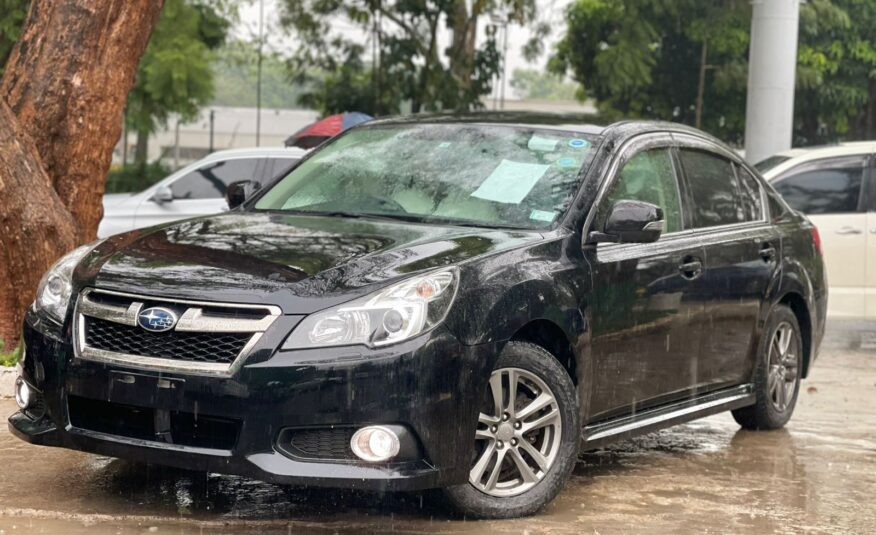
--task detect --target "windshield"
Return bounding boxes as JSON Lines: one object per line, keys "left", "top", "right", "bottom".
{"left": 254, "top": 123, "right": 599, "bottom": 229}
{"left": 754, "top": 155, "right": 791, "bottom": 174}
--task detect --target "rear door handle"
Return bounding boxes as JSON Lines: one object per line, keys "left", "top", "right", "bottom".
{"left": 836, "top": 226, "right": 863, "bottom": 235}
{"left": 679, "top": 257, "right": 703, "bottom": 280}
{"left": 759, "top": 243, "right": 776, "bottom": 262}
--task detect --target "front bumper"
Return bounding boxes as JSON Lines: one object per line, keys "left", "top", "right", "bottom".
{"left": 10, "top": 314, "right": 499, "bottom": 491}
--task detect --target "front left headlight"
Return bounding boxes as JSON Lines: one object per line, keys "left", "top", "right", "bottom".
{"left": 283, "top": 267, "right": 459, "bottom": 350}
{"left": 33, "top": 243, "right": 99, "bottom": 324}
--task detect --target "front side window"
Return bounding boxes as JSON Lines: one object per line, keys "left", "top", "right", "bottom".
{"left": 679, "top": 149, "right": 745, "bottom": 228}
{"left": 171, "top": 158, "right": 263, "bottom": 200}
{"left": 600, "top": 148, "right": 683, "bottom": 234}
{"left": 772, "top": 157, "right": 864, "bottom": 215}
{"left": 254, "top": 124, "right": 600, "bottom": 229}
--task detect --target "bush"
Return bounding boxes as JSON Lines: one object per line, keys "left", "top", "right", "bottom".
{"left": 106, "top": 163, "right": 171, "bottom": 194}
{"left": 0, "top": 338, "right": 21, "bottom": 367}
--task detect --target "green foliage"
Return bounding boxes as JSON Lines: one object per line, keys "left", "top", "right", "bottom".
{"left": 553, "top": 0, "right": 876, "bottom": 145}
{"left": 106, "top": 162, "right": 171, "bottom": 194}
{"left": 278, "top": 0, "right": 537, "bottom": 115}
{"left": 510, "top": 68, "right": 579, "bottom": 100}
{"left": 0, "top": 337, "right": 21, "bottom": 367}
{"left": 126, "top": 0, "right": 232, "bottom": 137}
{"left": 0, "top": 0, "right": 28, "bottom": 76}
{"left": 211, "top": 40, "right": 307, "bottom": 109}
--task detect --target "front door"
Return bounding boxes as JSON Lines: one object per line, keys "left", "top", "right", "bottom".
{"left": 586, "top": 142, "right": 706, "bottom": 420}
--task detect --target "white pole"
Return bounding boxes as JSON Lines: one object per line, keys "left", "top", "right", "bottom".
{"left": 744, "top": 0, "right": 800, "bottom": 164}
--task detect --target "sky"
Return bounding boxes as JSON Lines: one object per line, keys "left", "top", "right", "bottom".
{"left": 236, "top": 0, "right": 573, "bottom": 100}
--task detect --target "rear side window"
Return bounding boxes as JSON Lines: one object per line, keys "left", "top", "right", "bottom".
{"left": 772, "top": 156, "right": 864, "bottom": 214}
{"left": 600, "top": 148, "right": 683, "bottom": 234}
{"left": 171, "top": 158, "right": 263, "bottom": 200}
{"left": 734, "top": 165, "right": 764, "bottom": 221}
{"left": 678, "top": 149, "right": 744, "bottom": 228}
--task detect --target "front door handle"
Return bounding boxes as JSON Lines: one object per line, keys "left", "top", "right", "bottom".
{"left": 679, "top": 257, "right": 703, "bottom": 280}
{"left": 836, "top": 226, "right": 863, "bottom": 235}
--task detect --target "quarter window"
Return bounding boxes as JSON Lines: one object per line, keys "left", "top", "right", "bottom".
{"left": 772, "top": 157, "right": 864, "bottom": 215}
{"left": 679, "top": 149, "right": 744, "bottom": 228}
{"left": 171, "top": 158, "right": 263, "bottom": 200}
{"left": 601, "top": 148, "right": 683, "bottom": 234}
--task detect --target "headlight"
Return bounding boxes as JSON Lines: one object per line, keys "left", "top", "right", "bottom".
{"left": 283, "top": 267, "right": 459, "bottom": 349}
{"left": 33, "top": 243, "right": 98, "bottom": 323}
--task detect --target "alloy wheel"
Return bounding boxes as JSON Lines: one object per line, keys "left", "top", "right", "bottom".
{"left": 768, "top": 321, "right": 799, "bottom": 412}
{"left": 469, "top": 367, "right": 562, "bottom": 497}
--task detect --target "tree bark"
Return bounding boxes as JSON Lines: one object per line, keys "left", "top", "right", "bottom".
{"left": 866, "top": 78, "right": 876, "bottom": 140}
{"left": 2, "top": 0, "right": 164, "bottom": 242}
{"left": 0, "top": 0, "right": 164, "bottom": 348}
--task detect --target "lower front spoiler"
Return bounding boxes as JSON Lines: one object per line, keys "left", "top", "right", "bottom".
{"left": 8, "top": 412, "right": 443, "bottom": 492}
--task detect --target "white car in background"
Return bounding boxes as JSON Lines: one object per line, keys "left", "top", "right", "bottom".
{"left": 758, "top": 141, "right": 876, "bottom": 319}
{"left": 100, "top": 147, "right": 307, "bottom": 238}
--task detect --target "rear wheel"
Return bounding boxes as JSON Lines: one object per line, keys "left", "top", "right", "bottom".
{"left": 444, "top": 341, "right": 580, "bottom": 519}
{"left": 732, "top": 305, "right": 803, "bottom": 430}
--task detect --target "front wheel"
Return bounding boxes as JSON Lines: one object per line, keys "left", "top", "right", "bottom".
{"left": 732, "top": 304, "right": 803, "bottom": 430}
{"left": 443, "top": 341, "right": 580, "bottom": 519}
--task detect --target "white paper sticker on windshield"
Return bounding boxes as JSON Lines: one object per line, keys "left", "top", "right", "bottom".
{"left": 527, "top": 135, "right": 559, "bottom": 152}
{"left": 530, "top": 209, "right": 557, "bottom": 222}
{"left": 471, "top": 159, "right": 549, "bottom": 204}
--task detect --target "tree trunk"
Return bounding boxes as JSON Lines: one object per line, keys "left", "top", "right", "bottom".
{"left": 135, "top": 127, "right": 150, "bottom": 189}
{"left": 2, "top": 0, "right": 164, "bottom": 242}
{"left": 866, "top": 78, "right": 876, "bottom": 140}
{"left": 0, "top": 0, "right": 164, "bottom": 348}
{"left": 695, "top": 40, "right": 708, "bottom": 129}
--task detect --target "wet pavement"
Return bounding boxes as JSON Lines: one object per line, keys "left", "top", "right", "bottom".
{"left": 1, "top": 321, "right": 874, "bottom": 534}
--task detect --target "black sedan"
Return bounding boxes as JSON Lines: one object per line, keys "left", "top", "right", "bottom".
{"left": 10, "top": 114, "right": 827, "bottom": 518}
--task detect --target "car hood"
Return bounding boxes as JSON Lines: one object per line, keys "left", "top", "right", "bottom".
{"left": 79, "top": 212, "right": 542, "bottom": 313}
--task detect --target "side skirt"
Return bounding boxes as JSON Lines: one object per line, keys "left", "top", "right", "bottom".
{"left": 581, "top": 384, "right": 755, "bottom": 450}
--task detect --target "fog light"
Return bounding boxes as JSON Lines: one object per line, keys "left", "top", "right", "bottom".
{"left": 14, "top": 377, "right": 32, "bottom": 410}
{"left": 350, "top": 426, "right": 401, "bottom": 462}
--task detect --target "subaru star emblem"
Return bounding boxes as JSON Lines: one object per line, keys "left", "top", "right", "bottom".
{"left": 137, "top": 307, "right": 178, "bottom": 333}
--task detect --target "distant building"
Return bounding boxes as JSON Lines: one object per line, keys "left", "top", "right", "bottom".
{"left": 116, "top": 106, "right": 319, "bottom": 170}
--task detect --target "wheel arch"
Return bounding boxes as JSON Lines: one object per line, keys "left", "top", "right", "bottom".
{"left": 510, "top": 319, "right": 579, "bottom": 386}
{"left": 777, "top": 291, "right": 814, "bottom": 378}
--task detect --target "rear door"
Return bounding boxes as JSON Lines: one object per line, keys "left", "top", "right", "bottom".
{"left": 771, "top": 155, "right": 868, "bottom": 318}
{"left": 586, "top": 135, "right": 707, "bottom": 420}
{"left": 675, "top": 138, "right": 777, "bottom": 392}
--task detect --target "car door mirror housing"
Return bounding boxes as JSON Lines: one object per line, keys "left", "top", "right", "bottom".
{"left": 589, "top": 200, "right": 664, "bottom": 244}
{"left": 226, "top": 180, "right": 261, "bottom": 210}
{"left": 150, "top": 185, "right": 173, "bottom": 204}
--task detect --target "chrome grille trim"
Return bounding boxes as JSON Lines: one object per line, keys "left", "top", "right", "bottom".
{"left": 74, "top": 288, "right": 281, "bottom": 375}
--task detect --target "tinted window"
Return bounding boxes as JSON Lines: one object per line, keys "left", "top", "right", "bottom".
{"left": 171, "top": 158, "right": 263, "bottom": 200}
{"left": 772, "top": 157, "right": 863, "bottom": 214}
{"left": 754, "top": 155, "right": 790, "bottom": 173}
{"left": 734, "top": 164, "right": 764, "bottom": 221}
{"left": 679, "top": 150, "right": 744, "bottom": 228}
{"left": 601, "top": 149, "right": 683, "bottom": 233}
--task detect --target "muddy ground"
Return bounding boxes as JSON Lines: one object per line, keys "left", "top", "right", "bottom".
{"left": 1, "top": 321, "right": 874, "bottom": 534}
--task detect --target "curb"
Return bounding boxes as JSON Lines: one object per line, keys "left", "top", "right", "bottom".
{"left": 0, "top": 367, "right": 16, "bottom": 399}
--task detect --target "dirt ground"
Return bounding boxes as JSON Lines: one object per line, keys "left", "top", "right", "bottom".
{"left": 1, "top": 321, "right": 874, "bottom": 534}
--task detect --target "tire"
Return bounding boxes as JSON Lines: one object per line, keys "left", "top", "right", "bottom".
{"left": 443, "top": 341, "right": 580, "bottom": 519}
{"left": 732, "top": 304, "right": 803, "bottom": 430}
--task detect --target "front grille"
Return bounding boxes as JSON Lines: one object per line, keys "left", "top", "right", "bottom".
{"left": 281, "top": 428, "right": 357, "bottom": 461}
{"left": 85, "top": 316, "right": 250, "bottom": 364}
{"left": 68, "top": 395, "right": 240, "bottom": 450}
{"left": 74, "top": 288, "right": 281, "bottom": 373}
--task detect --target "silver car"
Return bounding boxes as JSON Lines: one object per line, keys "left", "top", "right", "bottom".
{"left": 99, "top": 147, "right": 307, "bottom": 238}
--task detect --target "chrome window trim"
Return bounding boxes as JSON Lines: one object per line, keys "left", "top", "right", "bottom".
{"left": 73, "top": 288, "right": 281, "bottom": 376}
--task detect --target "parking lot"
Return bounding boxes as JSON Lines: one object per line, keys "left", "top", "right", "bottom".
{"left": 1, "top": 320, "right": 874, "bottom": 534}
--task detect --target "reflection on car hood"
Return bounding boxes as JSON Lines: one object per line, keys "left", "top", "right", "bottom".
{"left": 78, "top": 212, "right": 542, "bottom": 313}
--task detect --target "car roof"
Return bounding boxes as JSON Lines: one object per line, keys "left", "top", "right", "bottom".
{"left": 200, "top": 146, "right": 309, "bottom": 161}
{"left": 761, "top": 141, "right": 876, "bottom": 179}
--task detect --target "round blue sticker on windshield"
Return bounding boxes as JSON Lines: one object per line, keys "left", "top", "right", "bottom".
{"left": 568, "top": 138, "right": 589, "bottom": 149}
{"left": 556, "top": 157, "right": 578, "bottom": 167}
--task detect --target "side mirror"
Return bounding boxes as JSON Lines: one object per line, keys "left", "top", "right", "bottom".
{"left": 589, "top": 200, "right": 664, "bottom": 244}
{"left": 225, "top": 180, "right": 261, "bottom": 210}
{"left": 150, "top": 185, "right": 173, "bottom": 204}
